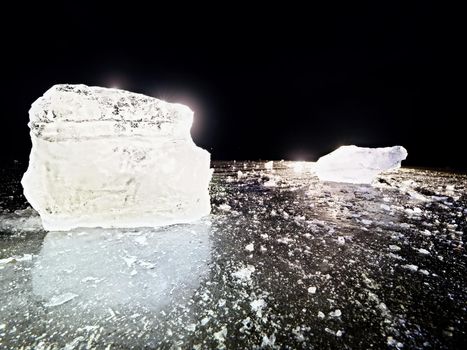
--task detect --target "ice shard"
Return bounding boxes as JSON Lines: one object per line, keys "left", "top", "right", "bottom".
{"left": 314, "top": 145, "right": 407, "bottom": 184}
{"left": 22, "top": 84, "right": 213, "bottom": 231}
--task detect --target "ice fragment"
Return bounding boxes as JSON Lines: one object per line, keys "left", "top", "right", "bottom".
{"left": 314, "top": 145, "right": 407, "bottom": 184}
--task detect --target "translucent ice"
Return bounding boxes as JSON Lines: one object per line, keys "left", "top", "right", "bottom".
{"left": 314, "top": 145, "right": 407, "bottom": 184}
{"left": 32, "top": 223, "right": 211, "bottom": 313}
{"left": 22, "top": 84, "right": 213, "bottom": 231}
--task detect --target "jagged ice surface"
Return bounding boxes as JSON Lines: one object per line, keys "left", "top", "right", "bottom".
{"left": 315, "top": 145, "right": 408, "bottom": 184}
{"left": 22, "top": 84, "right": 212, "bottom": 231}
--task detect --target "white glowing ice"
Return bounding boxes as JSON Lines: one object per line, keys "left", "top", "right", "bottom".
{"left": 22, "top": 84, "right": 213, "bottom": 231}
{"left": 314, "top": 145, "right": 407, "bottom": 184}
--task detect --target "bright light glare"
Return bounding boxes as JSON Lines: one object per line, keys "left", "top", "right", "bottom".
{"left": 289, "top": 161, "right": 316, "bottom": 173}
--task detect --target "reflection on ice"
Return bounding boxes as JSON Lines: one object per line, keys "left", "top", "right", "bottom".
{"left": 1, "top": 161, "right": 465, "bottom": 349}
{"left": 32, "top": 222, "right": 211, "bottom": 313}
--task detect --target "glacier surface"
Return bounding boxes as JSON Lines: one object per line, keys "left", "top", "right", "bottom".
{"left": 314, "top": 145, "right": 408, "bottom": 184}
{"left": 22, "top": 84, "right": 213, "bottom": 231}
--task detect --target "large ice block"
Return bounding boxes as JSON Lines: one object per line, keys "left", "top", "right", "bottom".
{"left": 22, "top": 84, "right": 213, "bottom": 231}
{"left": 314, "top": 145, "right": 407, "bottom": 184}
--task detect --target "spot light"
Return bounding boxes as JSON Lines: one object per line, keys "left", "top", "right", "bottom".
{"left": 150, "top": 90, "right": 205, "bottom": 141}
{"left": 103, "top": 74, "right": 127, "bottom": 90}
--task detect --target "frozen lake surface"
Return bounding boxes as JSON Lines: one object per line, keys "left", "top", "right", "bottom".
{"left": 0, "top": 161, "right": 466, "bottom": 349}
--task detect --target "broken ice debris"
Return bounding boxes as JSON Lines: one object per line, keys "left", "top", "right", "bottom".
{"left": 22, "top": 84, "right": 213, "bottom": 231}
{"left": 245, "top": 243, "right": 255, "bottom": 252}
{"left": 329, "top": 309, "right": 342, "bottom": 317}
{"left": 232, "top": 265, "right": 255, "bottom": 282}
{"left": 314, "top": 145, "right": 407, "bottom": 184}
{"left": 402, "top": 264, "right": 419, "bottom": 272}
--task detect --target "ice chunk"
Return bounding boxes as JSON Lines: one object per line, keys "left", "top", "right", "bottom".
{"left": 263, "top": 179, "right": 277, "bottom": 187}
{"left": 63, "top": 336, "right": 85, "bottom": 350}
{"left": 44, "top": 292, "right": 78, "bottom": 307}
{"left": 337, "top": 236, "right": 346, "bottom": 245}
{"left": 0, "top": 254, "right": 33, "bottom": 265}
{"left": 218, "top": 204, "right": 232, "bottom": 211}
{"left": 329, "top": 309, "right": 342, "bottom": 317}
{"left": 314, "top": 145, "right": 407, "bottom": 184}
{"left": 245, "top": 243, "right": 254, "bottom": 252}
{"left": 232, "top": 265, "right": 255, "bottom": 282}
{"left": 416, "top": 248, "right": 430, "bottom": 255}
{"left": 402, "top": 264, "right": 419, "bottom": 272}
{"left": 22, "top": 84, "right": 213, "bottom": 231}
{"left": 250, "top": 298, "right": 266, "bottom": 317}
{"left": 389, "top": 245, "right": 401, "bottom": 252}
{"left": 213, "top": 326, "right": 228, "bottom": 349}
{"left": 264, "top": 161, "right": 274, "bottom": 170}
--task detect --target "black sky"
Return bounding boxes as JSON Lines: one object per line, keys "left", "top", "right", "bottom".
{"left": 2, "top": 2, "right": 463, "bottom": 170}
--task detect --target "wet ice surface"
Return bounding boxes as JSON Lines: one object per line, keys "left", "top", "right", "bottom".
{"left": 1, "top": 161, "right": 466, "bottom": 349}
